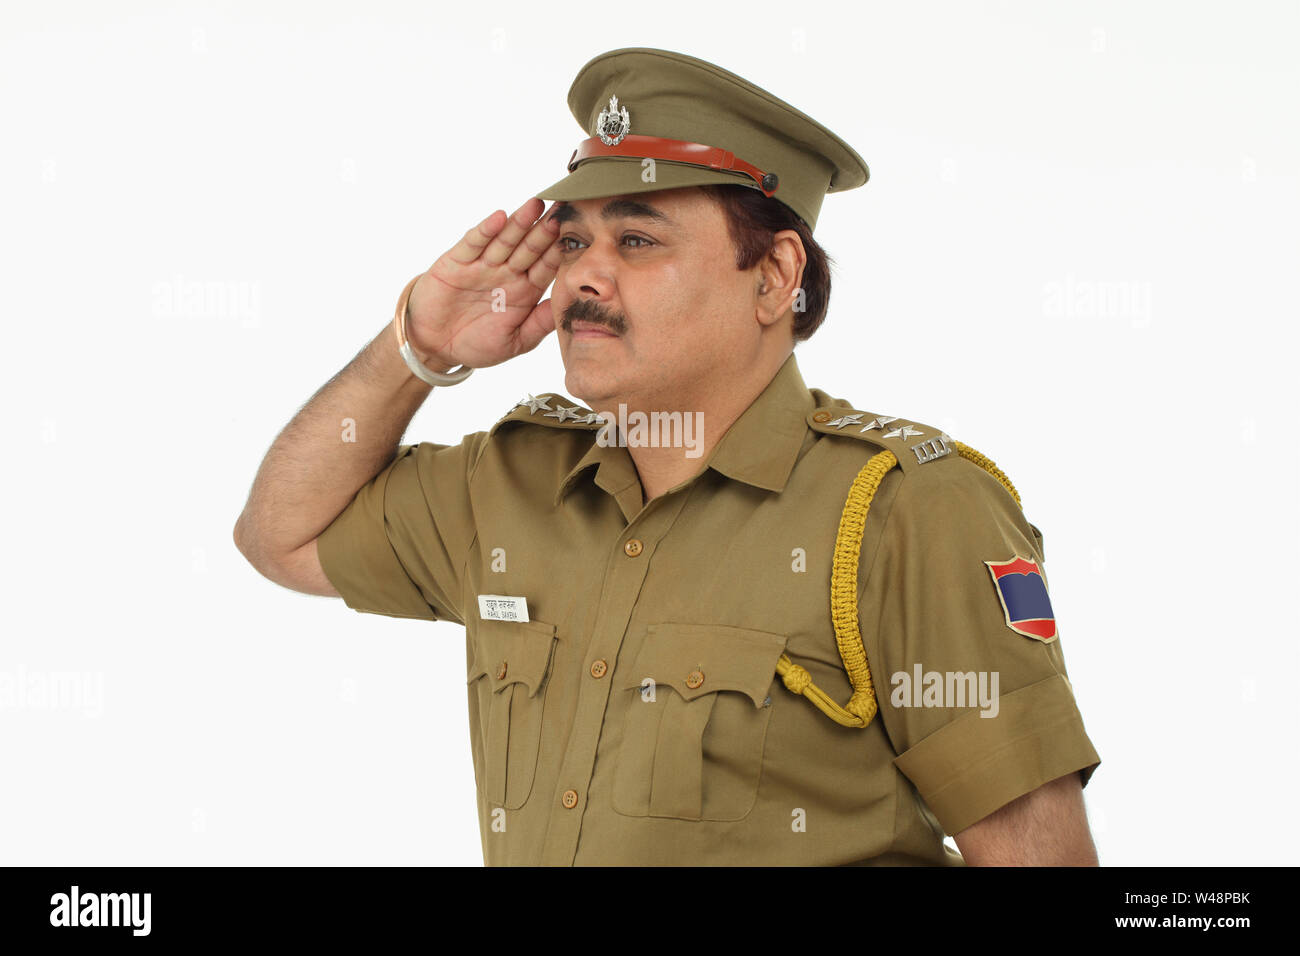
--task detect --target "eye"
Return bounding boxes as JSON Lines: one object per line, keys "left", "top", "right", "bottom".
{"left": 555, "top": 233, "right": 655, "bottom": 253}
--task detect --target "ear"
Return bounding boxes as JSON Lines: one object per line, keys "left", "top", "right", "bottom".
{"left": 755, "top": 229, "right": 807, "bottom": 329}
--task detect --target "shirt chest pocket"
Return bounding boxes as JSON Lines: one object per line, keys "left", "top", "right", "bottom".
{"left": 466, "top": 619, "right": 558, "bottom": 810}
{"left": 612, "top": 622, "right": 789, "bottom": 822}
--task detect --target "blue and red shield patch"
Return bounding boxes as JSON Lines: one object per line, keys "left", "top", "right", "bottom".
{"left": 984, "top": 555, "right": 1057, "bottom": 643}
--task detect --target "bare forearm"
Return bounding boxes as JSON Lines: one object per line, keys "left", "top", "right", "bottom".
{"left": 233, "top": 319, "right": 447, "bottom": 570}
{"left": 954, "top": 771, "right": 1099, "bottom": 866}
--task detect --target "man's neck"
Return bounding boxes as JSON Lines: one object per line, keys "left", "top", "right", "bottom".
{"left": 614, "top": 352, "right": 790, "bottom": 503}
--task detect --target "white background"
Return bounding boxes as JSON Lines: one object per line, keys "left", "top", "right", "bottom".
{"left": 2, "top": 0, "right": 1295, "bottom": 866}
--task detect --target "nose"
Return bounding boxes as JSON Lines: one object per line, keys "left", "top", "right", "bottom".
{"left": 560, "top": 233, "right": 620, "bottom": 302}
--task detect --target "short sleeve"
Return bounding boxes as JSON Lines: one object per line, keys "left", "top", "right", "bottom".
{"left": 316, "top": 434, "right": 487, "bottom": 624}
{"left": 863, "top": 458, "right": 1101, "bottom": 836}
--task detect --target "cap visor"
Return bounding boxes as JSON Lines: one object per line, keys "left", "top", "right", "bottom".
{"left": 535, "top": 157, "right": 764, "bottom": 205}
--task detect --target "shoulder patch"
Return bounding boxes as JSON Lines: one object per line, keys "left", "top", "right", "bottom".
{"left": 806, "top": 406, "right": 956, "bottom": 474}
{"left": 489, "top": 393, "right": 607, "bottom": 437}
{"left": 985, "top": 555, "right": 1058, "bottom": 643}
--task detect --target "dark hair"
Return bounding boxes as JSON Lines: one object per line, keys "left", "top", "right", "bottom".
{"left": 698, "top": 183, "right": 834, "bottom": 340}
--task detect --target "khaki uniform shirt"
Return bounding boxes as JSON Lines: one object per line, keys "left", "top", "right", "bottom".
{"left": 316, "top": 352, "right": 1101, "bottom": 865}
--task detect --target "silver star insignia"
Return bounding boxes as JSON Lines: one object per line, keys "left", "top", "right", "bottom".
{"left": 544, "top": 404, "right": 584, "bottom": 423}
{"left": 579, "top": 412, "right": 607, "bottom": 425}
{"left": 883, "top": 424, "right": 925, "bottom": 440}
{"left": 514, "top": 394, "right": 551, "bottom": 414}
{"left": 826, "top": 413, "right": 865, "bottom": 429}
{"left": 859, "top": 415, "right": 900, "bottom": 433}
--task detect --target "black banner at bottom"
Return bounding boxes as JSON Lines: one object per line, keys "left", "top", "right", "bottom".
{"left": 0, "top": 865, "right": 1277, "bottom": 943}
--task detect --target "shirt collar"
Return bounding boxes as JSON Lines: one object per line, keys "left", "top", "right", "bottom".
{"left": 553, "top": 351, "right": 814, "bottom": 506}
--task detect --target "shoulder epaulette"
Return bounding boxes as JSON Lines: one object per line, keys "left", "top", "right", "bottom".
{"left": 805, "top": 406, "right": 959, "bottom": 476}
{"left": 488, "top": 393, "right": 607, "bottom": 437}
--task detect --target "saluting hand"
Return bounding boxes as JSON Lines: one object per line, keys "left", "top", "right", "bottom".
{"left": 404, "top": 198, "right": 563, "bottom": 370}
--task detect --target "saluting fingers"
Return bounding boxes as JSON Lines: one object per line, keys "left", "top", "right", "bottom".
{"left": 480, "top": 198, "right": 545, "bottom": 267}
{"left": 506, "top": 201, "right": 561, "bottom": 274}
{"left": 445, "top": 209, "right": 509, "bottom": 265}
{"left": 526, "top": 234, "right": 564, "bottom": 293}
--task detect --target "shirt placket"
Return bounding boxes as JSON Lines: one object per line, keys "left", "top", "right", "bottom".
{"left": 538, "top": 481, "right": 694, "bottom": 865}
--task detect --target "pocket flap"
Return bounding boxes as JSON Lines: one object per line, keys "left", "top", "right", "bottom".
{"left": 466, "top": 619, "right": 557, "bottom": 698}
{"left": 619, "top": 623, "right": 789, "bottom": 707}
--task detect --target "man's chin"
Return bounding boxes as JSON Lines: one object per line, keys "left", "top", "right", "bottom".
{"left": 563, "top": 361, "right": 627, "bottom": 409}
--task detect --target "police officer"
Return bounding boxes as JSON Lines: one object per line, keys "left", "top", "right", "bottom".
{"left": 234, "top": 48, "right": 1100, "bottom": 865}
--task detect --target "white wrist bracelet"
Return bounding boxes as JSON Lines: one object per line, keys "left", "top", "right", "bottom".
{"left": 392, "top": 273, "right": 474, "bottom": 386}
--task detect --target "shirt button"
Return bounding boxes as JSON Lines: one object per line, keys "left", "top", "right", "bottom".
{"left": 812, "top": 411, "right": 832, "bottom": 423}
{"left": 590, "top": 659, "right": 608, "bottom": 679}
{"left": 561, "top": 789, "right": 579, "bottom": 809}
{"left": 496, "top": 661, "right": 508, "bottom": 680}
{"left": 685, "top": 669, "right": 705, "bottom": 689}
{"left": 624, "top": 538, "right": 644, "bottom": 557}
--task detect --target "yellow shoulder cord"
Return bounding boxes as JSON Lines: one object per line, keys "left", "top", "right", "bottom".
{"left": 775, "top": 440, "right": 1021, "bottom": 729}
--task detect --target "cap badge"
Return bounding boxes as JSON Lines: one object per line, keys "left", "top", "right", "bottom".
{"left": 596, "top": 94, "right": 631, "bottom": 146}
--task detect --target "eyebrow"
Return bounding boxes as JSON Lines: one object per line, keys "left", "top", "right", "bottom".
{"left": 548, "top": 198, "right": 676, "bottom": 227}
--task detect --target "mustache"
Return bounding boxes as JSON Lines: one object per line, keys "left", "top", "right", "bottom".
{"left": 561, "top": 298, "right": 627, "bottom": 335}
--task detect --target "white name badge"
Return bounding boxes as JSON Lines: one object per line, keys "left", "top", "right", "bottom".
{"left": 477, "top": 594, "right": 530, "bottom": 622}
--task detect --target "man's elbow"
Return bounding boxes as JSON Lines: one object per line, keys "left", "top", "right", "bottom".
{"left": 232, "top": 514, "right": 332, "bottom": 594}
{"left": 232, "top": 512, "right": 266, "bottom": 573}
